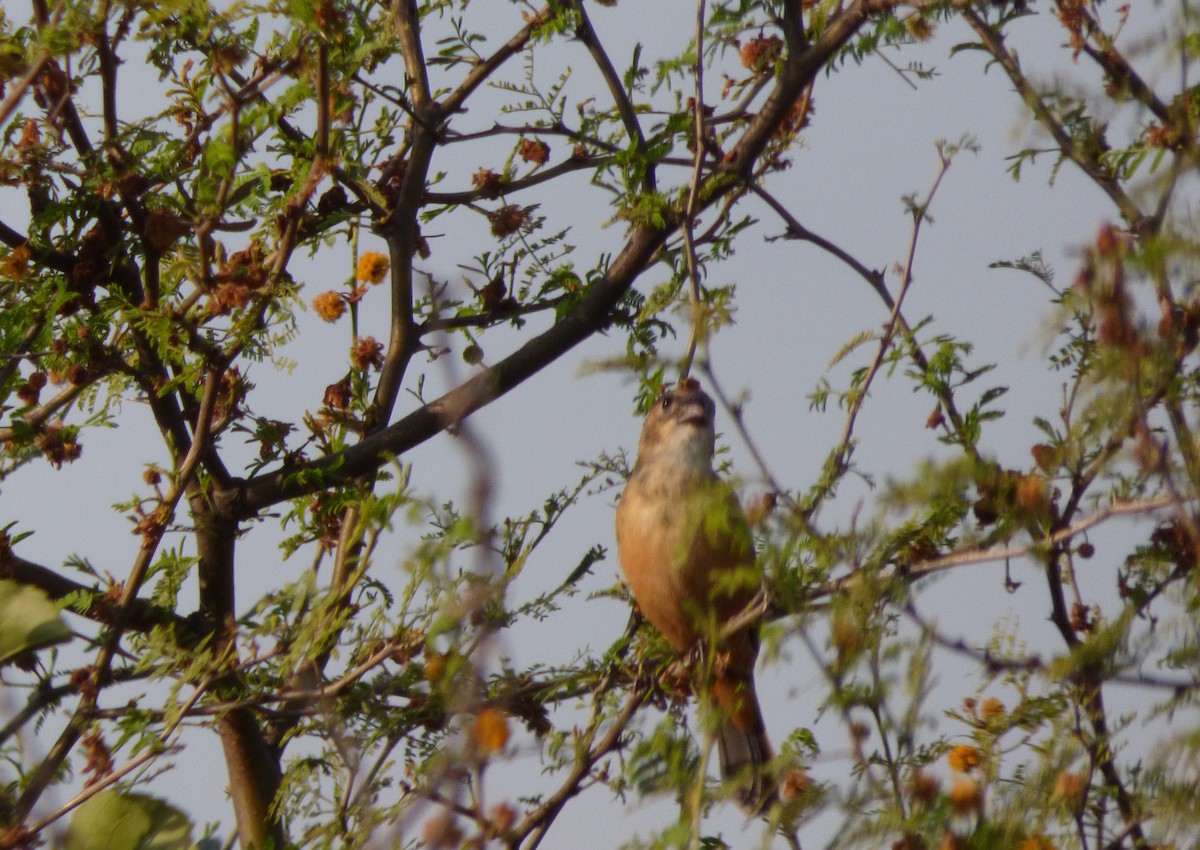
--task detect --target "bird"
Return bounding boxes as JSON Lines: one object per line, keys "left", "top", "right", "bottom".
{"left": 615, "top": 377, "right": 775, "bottom": 814}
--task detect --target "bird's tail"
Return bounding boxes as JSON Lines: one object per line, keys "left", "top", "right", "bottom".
{"left": 711, "top": 672, "right": 776, "bottom": 814}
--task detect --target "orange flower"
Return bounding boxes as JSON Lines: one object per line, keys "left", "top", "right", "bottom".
{"left": 356, "top": 251, "right": 389, "bottom": 284}
{"left": 1, "top": 244, "right": 31, "bottom": 279}
{"left": 740, "top": 35, "right": 782, "bottom": 71}
{"left": 1019, "top": 837, "right": 1057, "bottom": 850}
{"left": 948, "top": 777, "right": 982, "bottom": 817}
{"left": 312, "top": 291, "right": 345, "bottom": 322}
{"left": 473, "top": 707, "right": 510, "bottom": 755}
{"left": 779, "top": 767, "right": 811, "bottom": 801}
{"left": 947, "top": 745, "right": 981, "bottom": 773}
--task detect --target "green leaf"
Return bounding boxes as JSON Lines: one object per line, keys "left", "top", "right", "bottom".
{"left": 0, "top": 579, "right": 72, "bottom": 665}
{"left": 64, "top": 790, "right": 194, "bottom": 850}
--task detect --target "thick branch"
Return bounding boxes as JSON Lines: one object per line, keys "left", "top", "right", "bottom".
{"left": 0, "top": 547, "right": 186, "bottom": 634}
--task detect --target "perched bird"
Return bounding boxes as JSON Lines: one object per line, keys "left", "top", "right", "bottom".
{"left": 615, "top": 377, "right": 774, "bottom": 813}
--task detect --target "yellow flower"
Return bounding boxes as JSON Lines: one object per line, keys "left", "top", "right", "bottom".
{"left": 356, "top": 251, "right": 389, "bottom": 284}
{"left": 947, "top": 744, "right": 982, "bottom": 773}
{"left": 312, "top": 290, "right": 345, "bottom": 322}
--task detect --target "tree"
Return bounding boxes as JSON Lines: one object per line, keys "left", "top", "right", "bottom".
{"left": 1, "top": 0, "right": 1198, "bottom": 848}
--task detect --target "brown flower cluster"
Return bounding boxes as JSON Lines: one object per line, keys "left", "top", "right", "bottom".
{"left": 1074, "top": 223, "right": 1144, "bottom": 352}
{"left": 143, "top": 209, "right": 189, "bottom": 253}
{"left": 350, "top": 336, "right": 384, "bottom": 371}
{"left": 37, "top": 421, "right": 82, "bottom": 468}
{"left": 472, "top": 167, "right": 506, "bottom": 198}
{"left": 323, "top": 377, "right": 351, "bottom": 409}
{"left": 489, "top": 204, "right": 527, "bottom": 238}
{"left": 517, "top": 138, "right": 550, "bottom": 166}
{"left": 15, "top": 371, "right": 46, "bottom": 406}
{"left": 211, "top": 244, "right": 270, "bottom": 315}
{"left": 739, "top": 35, "right": 782, "bottom": 72}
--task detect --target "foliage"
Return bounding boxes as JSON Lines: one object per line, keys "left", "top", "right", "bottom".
{"left": 1, "top": 1, "right": 1199, "bottom": 849}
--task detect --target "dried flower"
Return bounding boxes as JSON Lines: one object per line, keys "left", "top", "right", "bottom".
{"left": 210, "top": 282, "right": 252, "bottom": 315}
{"left": 16, "top": 118, "right": 41, "bottom": 152}
{"left": 472, "top": 167, "right": 506, "bottom": 198}
{"left": 909, "top": 770, "right": 940, "bottom": 806}
{"left": 143, "top": 209, "right": 189, "bottom": 253}
{"left": 779, "top": 767, "right": 811, "bottom": 800}
{"left": 421, "top": 812, "right": 463, "bottom": 850}
{"left": 37, "top": 422, "right": 82, "bottom": 468}
{"left": 350, "top": 336, "right": 384, "bottom": 371}
{"left": 489, "top": 802, "right": 516, "bottom": 835}
{"left": 1015, "top": 473, "right": 1050, "bottom": 516}
{"left": 740, "top": 35, "right": 782, "bottom": 71}
{"left": 489, "top": 204, "right": 527, "bottom": 238}
{"left": 312, "top": 290, "right": 346, "bottom": 322}
{"left": 316, "top": 185, "right": 349, "bottom": 217}
{"left": 81, "top": 731, "right": 114, "bottom": 784}
{"left": 979, "top": 698, "right": 1005, "bottom": 722}
{"left": 356, "top": 251, "right": 389, "bottom": 284}
{"left": 1054, "top": 772, "right": 1087, "bottom": 808}
{"left": 16, "top": 381, "right": 40, "bottom": 406}
{"left": 1030, "top": 443, "right": 1057, "bottom": 471}
{"left": 905, "top": 14, "right": 934, "bottom": 40}
{"left": 518, "top": 137, "right": 550, "bottom": 166}
{"left": 323, "top": 378, "right": 351, "bottom": 410}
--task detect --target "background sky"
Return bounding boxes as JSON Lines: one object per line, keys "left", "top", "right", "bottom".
{"left": 2, "top": 1, "right": 1190, "bottom": 848}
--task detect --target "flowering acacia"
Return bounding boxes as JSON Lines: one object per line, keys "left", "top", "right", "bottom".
{"left": 0, "top": 2, "right": 1198, "bottom": 850}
